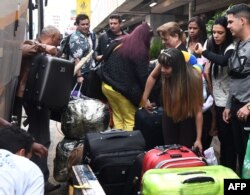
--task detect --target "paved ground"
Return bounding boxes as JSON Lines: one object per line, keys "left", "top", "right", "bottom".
{"left": 46, "top": 121, "right": 69, "bottom": 195}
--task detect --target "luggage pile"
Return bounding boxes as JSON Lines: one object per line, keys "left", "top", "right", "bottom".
{"left": 79, "top": 106, "right": 240, "bottom": 195}
{"left": 54, "top": 96, "right": 110, "bottom": 182}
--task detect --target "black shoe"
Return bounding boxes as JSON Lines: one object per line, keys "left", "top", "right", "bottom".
{"left": 45, "top": 181, "right": 61, "bottom": 193}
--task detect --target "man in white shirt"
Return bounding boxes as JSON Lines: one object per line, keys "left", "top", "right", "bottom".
{"left": 0, "top": 126, "right": 47, "bottom": 195}
{"left": 0, "top": 149, "right": 44, "bottom": 195}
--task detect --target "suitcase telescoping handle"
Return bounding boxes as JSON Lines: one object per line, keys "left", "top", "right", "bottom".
{"left": 156, "top": 144, "right": 184, "bottom": 156}
{"left": 182, "top": 176, "right": 215, "bottom": 184}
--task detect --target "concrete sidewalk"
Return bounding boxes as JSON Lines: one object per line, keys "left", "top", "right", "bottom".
{"left": 46, "top": 120, "right": 68, "bottom": 195}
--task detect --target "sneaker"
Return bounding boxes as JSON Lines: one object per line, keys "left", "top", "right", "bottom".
{"left": 45, "top": 181, "right": 61, "bottom": 193}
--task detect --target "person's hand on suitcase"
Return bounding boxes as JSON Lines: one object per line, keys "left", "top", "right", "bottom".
{"left": 44, "top": 44, "right": 58, "bottom": 56}
{"left": 141, "top": 99, "right": 155, "bottom": 112}
{"left": 193, "top": 139, "right": 203, "bottom": 154}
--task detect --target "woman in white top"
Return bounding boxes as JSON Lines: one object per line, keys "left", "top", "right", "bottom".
{"left": 195, "top": 16, "right": 236, "bottom": 171}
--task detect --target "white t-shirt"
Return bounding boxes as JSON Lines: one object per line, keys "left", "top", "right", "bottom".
{"left": 211, "top": 44, "right": 235, "bottom": 107}
{"left": 0, "top": 149, "right": 44, "bottom": 195}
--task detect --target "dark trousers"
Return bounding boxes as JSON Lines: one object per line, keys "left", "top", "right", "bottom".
{"left": 12, "top": 96, "right": 23, "bottom": 127}
{"left": 24, "top": 102, "right": 51, "bottom": 181}
{"left": 162, "top": 113, "right": 196, "bottom": 148}
{"left": 215, "top": 106, "right": 236, "bottom": 171}
{"left": 231, "top": 101, "right": 250, "bottom": 176}
{"left": 202, "top": 109, "right": 213, "bottom": 150}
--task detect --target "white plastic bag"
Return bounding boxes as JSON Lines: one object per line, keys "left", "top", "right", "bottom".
{"left": 204, "top": 147, "right": 218, "bottom": 165}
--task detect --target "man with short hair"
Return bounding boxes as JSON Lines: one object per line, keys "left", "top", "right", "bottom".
{"left": 223, "top": 3, "right": 250, "bottom": 175}
{"left": 95, "top": 14, "right": 127, "bottom": 127}
{"left": 95, "top": 14, "right": 127, "bottom": 62}
{"left": 69, "top": 14, "right": 96, "bottom": 95}
{"left": 13, "top": 25, "right": 62, "bottom": 192}
{"left": 0, "top": 126, "right": 47, "bottom": 194}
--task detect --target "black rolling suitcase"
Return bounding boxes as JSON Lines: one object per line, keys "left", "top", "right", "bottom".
{"left": 24, "top": 54, "right": 74, "bottom": 110}
{"left": 134, "top": 107, "right": 164, "bottom": 150}
{"left": 83, "top": 129, "right": 145, "bottom": 195}
{"left": 122, "top": 152, "right": 145, "bottom": 195}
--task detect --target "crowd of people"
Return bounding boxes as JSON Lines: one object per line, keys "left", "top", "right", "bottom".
{"left": 1, "top": 3, "right": 250, "bottom": 194}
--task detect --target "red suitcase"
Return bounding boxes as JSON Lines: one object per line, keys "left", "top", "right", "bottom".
{"left": 142, "top": 145, "right": 206, "bottom": 174}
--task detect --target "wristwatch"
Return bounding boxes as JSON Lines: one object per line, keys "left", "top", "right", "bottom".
{"left": 247, "top": 103, "right": 250, "bottom": 111}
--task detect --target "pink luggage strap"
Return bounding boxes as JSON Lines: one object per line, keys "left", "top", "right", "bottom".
{"left": 155, "top": 156, "right": 205, "bottom": 168}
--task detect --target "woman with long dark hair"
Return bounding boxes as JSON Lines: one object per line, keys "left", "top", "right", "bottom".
{"left": 195, "top": 16, "right": 236, "bottom": 170}
{"left": 187, "top": 16, "right": 207, "bottom": 53}
{"left": 159, "top": 48, "right": 203, "bottom": 152}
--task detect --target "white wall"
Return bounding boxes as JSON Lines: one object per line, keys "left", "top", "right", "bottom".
{"left": 34, "top": 0, "right": 76, "bottom": 36}
{"left": 32, "top": 0, "right": 126, "bottom": 35}
{"left": 45, "top": 0, "right": 76, "bottom": 34}
{"left": 90, "top": 0, "right": 125, "bottom": 29}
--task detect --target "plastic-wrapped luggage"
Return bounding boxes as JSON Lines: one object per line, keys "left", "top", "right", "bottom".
{"left": 61, "top": 97, "right": 110, "bottom": 139}
{"left": 142, "top": 165, "right": 239, "bottom": 195}
{"left": 53, "top": 138, "right": 84, "bottom": 182}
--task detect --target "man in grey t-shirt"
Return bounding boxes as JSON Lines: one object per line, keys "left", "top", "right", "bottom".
{"left": 223, "top": 4, "right": 250, "bottom": 175}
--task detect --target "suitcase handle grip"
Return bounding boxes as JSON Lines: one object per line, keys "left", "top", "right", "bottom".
{"left": 182, "top": 176, "right": 214, "bottom": 184}
{"left": 100, "top": 129, "right": 125, "bottom": 134}
{"left": 178, "top": 171, "right": 206, "bottom": 175}
{"left": 157, "top": 144, "right": 182, "bottom": 155}
{"left": 103, "top": 134, "right": 130, "bottom": 140}
{"left": 100, "top": 129, "right": 131, "bottom": 139}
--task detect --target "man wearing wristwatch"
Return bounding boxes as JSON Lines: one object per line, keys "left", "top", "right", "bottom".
{"left": 223, "top": 4, "right": 250, "bottom": 176}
